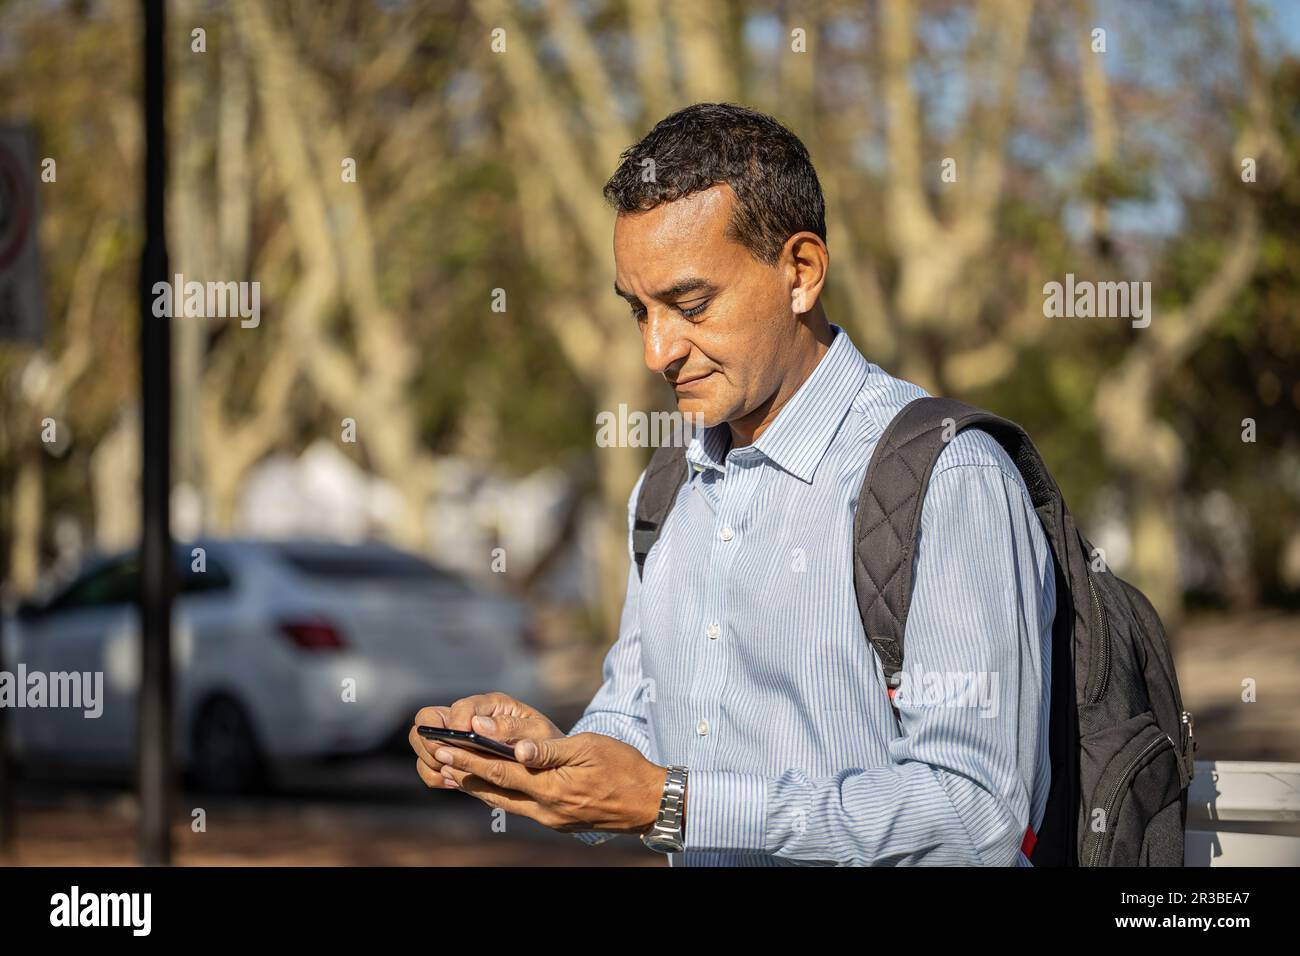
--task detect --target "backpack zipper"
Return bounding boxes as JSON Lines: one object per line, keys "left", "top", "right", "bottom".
{"left": 1086, "top": 731, "right": 1175, "bottom": 866}
{"left": 1181, "top": 710, "right": 1197, "bottom": 783}
{"left": 1086, "top": 574, "right": 1111, "bottom": 704}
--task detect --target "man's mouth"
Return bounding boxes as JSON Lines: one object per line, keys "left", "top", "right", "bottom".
{"left": 673, "top": 371, "right": 715, "bottom": 392}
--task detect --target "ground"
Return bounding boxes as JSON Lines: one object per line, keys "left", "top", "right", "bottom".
{"left": 1174, "top": 610, "right": 1300, "bottom": 763}
{"left": 0, "top": 610, "right": 1294, "bottom": 865}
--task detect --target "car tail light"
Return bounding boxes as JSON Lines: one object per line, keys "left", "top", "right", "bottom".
{"left": 278, "top": 618, "right": 347, "bottom": 651}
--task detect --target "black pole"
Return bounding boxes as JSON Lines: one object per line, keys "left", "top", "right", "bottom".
{"left": 138, "top": 0, "right": 173, "bottom": 866}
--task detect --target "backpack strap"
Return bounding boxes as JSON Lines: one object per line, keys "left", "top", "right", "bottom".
{"left": 632, "top": 443, "right": 691, "bottom": 579}
{"left": 853, "top": 396, "right": 1063, "bottom": 689}
{"left": 854, "top": 396, "right": 1065, "bottom": 863}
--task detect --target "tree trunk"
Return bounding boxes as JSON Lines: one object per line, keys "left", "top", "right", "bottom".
{"left": 9, "top": 451, "right": 43, "bottom": 595}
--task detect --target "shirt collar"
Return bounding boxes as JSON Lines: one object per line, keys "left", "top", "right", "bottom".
{"left": 684, "top": 323, "right": 870, "bottom": 484}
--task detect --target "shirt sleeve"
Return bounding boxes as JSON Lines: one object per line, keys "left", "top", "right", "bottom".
{"left": 570, "top": 469, "right": 657, "bottom": 846}
{"left": 684, "top": 451, "right": 1055, "bottom": 865}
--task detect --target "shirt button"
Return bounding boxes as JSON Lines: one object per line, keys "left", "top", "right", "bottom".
{"left": 696, "top": 720, "right": 710, "bottom": 736}
{"left": 719, "top": 526, "right": 734, "bottom": 541}
{"left": 705, "top": 623, "right": 720, "bottom": 640}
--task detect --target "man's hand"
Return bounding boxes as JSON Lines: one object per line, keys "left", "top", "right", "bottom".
{"left": 409, "top": 691, "right": 563, "bottom": 791}
{"left": 435, "top": 729, "right": 668, "bottom": 836}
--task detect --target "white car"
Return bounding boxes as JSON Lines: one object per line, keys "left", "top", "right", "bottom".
{"left": 2, "top": 538, "right": 546, "bottom": 792}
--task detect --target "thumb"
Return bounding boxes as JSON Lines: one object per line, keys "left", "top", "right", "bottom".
{"left": 515, "top": 735, "right": 570, "bottom": 768}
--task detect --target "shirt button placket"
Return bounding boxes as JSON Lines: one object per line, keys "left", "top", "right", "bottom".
{"left": 699, "top": 458, "right": 745, "bottom": 758}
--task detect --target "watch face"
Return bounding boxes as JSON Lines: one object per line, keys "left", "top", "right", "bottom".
{"left": 642, "top": 829, "right": 683, "bottom": 853}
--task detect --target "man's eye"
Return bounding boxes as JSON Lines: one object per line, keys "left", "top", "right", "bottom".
{"left": 631, "top": 307, "right": 646, "bottom": 322}
{"left": 679, "top": 300, "right": 710, "bottom": 318}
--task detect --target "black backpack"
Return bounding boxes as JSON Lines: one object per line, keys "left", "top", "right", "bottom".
{"left": 631, "top": 396, "right": 1197, "bottom": 866}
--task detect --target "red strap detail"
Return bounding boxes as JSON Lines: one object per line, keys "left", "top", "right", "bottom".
{"left": 1021, "top": 825, "right": 1037, "bottom": 858}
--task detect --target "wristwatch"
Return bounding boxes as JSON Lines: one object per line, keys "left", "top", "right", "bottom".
{"left": 641, "top": 765, "right": 688, "bottom": 853}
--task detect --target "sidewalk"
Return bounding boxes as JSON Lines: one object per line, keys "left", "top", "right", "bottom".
{"left": 1175, "top": 610, "right": 1300, "bottom": 762}
{"left": 0, "top": 797, "right": 663, "bottom": 866}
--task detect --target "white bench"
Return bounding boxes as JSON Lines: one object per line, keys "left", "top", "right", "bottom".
{"left": 1185, "top": 760, "right": 1300, "bottom": 866}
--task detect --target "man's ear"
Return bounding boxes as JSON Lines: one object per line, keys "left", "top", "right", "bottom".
{"left": 785, "top": 231, "right": 829, "bottom": 315}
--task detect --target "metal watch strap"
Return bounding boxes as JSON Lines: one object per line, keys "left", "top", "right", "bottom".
{"left": 641, "top": 765, "right": 688, "bottom": 852}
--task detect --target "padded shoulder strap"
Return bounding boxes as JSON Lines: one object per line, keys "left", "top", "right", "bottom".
{"left": 632, "top": 443, "right": 690, "bottom": 579}
{"left": 854, "top": 396, "right": 1062, "bottom": 687}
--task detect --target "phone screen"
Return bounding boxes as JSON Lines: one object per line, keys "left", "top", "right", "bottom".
{"left": 418, "top": 725, "right": 519, "bottom": 760}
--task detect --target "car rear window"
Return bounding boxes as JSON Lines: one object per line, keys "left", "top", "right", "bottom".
{"left": 275, "top": 546, "right": 469, "bottom": 590}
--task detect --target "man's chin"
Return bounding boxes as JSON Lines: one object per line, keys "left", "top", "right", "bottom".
{"left": 674, "top": 398, "right": 725, "bottom": 432}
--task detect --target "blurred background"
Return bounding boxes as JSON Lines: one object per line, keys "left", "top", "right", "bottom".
{"left": 0, "top": 0, "right": 1296, "bottom": 865}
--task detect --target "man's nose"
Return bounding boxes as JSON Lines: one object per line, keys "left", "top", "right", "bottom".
{"left": 641, "top": 310, "right": 689, "bottom": 376}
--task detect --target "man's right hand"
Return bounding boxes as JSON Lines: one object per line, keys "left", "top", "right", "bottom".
{"left": 410, "top": 692, "right": 564, "bottom": 790}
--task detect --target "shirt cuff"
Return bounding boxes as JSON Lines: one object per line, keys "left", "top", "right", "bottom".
{"left": 684, "top": 770, "right": 769, "bottom": 853}
{"left": 572, "top": 830, "right": 619, "bottom": 846}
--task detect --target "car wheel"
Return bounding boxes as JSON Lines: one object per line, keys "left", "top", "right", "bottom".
{"left": 190, "top": 696, "right": 268, "bottom": 794}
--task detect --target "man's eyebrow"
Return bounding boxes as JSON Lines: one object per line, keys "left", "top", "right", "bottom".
{"left": 613, "top": 278, "right": 717, "bottom": 303}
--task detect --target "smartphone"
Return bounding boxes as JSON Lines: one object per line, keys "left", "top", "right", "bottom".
{"left": 418, "top": 725, "right": 519, "bottom": 760}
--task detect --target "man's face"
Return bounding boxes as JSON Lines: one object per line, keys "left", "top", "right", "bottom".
{"left": 613, "top": 184, "right": 797, "bottom": 430}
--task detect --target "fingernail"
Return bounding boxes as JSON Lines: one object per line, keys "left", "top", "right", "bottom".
{"left": 435, "top": 749, "right": 454, "bottom": 764}
{"left": 518, "top": 740, "right": 537, "bottom": 762}
{"left": 476, "top": 716, "right": 496, "bottom": 733}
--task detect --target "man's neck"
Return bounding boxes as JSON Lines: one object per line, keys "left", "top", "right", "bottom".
{"left": 728, "top": 315, "right": 834, "bottom": 448}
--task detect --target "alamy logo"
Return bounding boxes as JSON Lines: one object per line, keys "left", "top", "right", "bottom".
{"left": 50, "top": 886, "right": 151, "bottom": 936}
{"left": 891, "top": 669, "right": 1001, "bottom": 718}
{"left": 1042, "top": 273, "right": 1151, "bottom": 328}
{"left": 151, "top": 272, "right": 261, "bottom": 327}
{"left": 595, "top": 404, "right": 705, "bottom": 448}
{"left": 0, "top": 664, "right": 103, "bottom": 718}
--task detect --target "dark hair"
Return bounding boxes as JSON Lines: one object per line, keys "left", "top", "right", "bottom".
{"left": 602, "top": 103, "right": 826, "bottom": 266}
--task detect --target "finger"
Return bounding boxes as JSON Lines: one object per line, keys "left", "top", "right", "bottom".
{"left": 413, "top": 705, "right": 452, "bottom": 729}
{"left": 411, "top": 707, "right": 456, "bottom": 763}
{"left": 439, "top": 760, "right": 535, "bottom": 807}
{"left": 436, "top": 744, "right": 535, "bottom": 795}
{"left": 471, "top": 712, "right": 541, "bottom": 741}
{"left": 410, "top": 725, "right": 428, "bottom": 762}
{"left": 516, "top": 734, "right": 576, "bottom": 769}
{"left": 446, "top": 694, "right": 505, "bottom": 731}
{"left": 455, "top": 775, "right": 558, "bottom": 826}
{"left": 416, "top": 756, "right": 457, "bottom": 790}
{"left": 411, "top": 725, "right": 451, "bottom": 771}
{"left": 412, "top": 707, "right": 453, "bottom": 757}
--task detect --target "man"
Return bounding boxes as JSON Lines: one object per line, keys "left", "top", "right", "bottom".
{"left": 411, "top": 102, "right": 1055, "bottom": 866}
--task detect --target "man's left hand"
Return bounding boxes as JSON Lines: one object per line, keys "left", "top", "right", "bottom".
{"left": 431, "top": 731, "right": 667, "bottom": 836}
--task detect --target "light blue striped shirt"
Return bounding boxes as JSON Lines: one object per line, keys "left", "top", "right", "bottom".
{"left": 569, "top": 323, "right": 1055, "bottom": 865}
